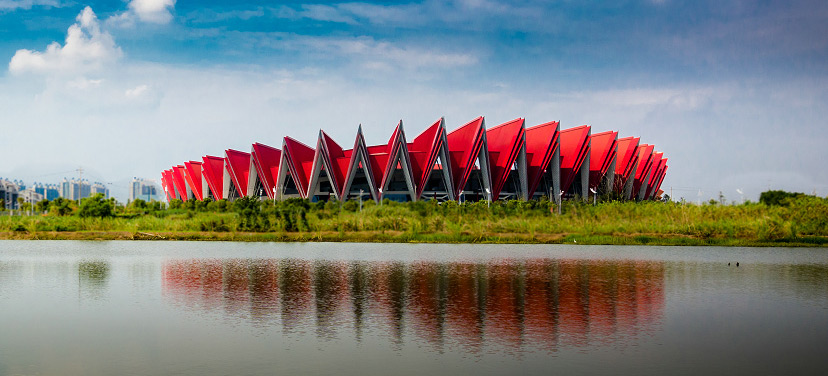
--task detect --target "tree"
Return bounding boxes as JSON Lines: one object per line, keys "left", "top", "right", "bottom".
{"left": 234, "top": 196, "right": 269, "bottom": 231}
{"left": 0, "top": 198, "right": 4, "bottom": 211}
{"left": 78, "top": 193, "right": 114, "bottom": 218}
{"left": 168, "top": 198, "right": 183, "bottom": 209}
{"left": 49, "top": 197, "right": 74, "bottom": 216}
{"left": 759, "top": 190, "right": 805, "bottom": 206}
{"left": 35, "top": 199, "right": 49, "bottom": 212}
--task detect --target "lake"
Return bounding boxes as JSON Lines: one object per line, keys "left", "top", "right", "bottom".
{"left": 1, "top": 241, "right": 827, "bottom": 375}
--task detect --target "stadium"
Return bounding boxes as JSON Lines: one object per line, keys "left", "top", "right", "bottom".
{"left": 161, "top": 117, "right": 667, "bottom": 204}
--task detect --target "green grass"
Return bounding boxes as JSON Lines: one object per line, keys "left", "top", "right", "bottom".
{"left": 1, "top": 197, "right": 827, "bottom": 246}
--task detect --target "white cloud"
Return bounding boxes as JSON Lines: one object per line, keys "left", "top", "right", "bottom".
{"left": 67, "top": 77, "right": 104, "bottom": 90}
{"left": 8, "top": 6, "right": 122, "bottom": 74}
{"left": 263, "top": 35, "right": 477, "bottom": 72}
{"left": 0, "top": 0, "right": 60, "bottom": 11}
{"left": 108, "top": 0, "right": 176, "bottom": 27}
{"left": 125, "top": 84, "right": 149, "bottom": 97}
{"left": 128, "top": 0, "right": 176, "bottom": 24}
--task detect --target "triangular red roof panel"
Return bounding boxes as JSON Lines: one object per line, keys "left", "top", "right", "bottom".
{"left": 525, "top": 121, "right": 559, "bottom": 198}
{"left": 172, "top": 165, "right": 188, "bottom": 200}
{"left": 408, "top": 119, "right": 444, "bottom": 198}
{"left": 588, "top": 131, "right": 618, "bottom": 190}
{"left": 282, "top": 137, "right": 316, "bottom": 197}
{"left": 225, "top": 149, "right": 251, "bottom": 196}
{"left": 367, "top": 121, "right": 410, "bottom": 193}
{"left": 646, "top": 153, "right": 665, "bottom": 199}
{"left": 447, "top": 117, "right": 486, "bottom": 198}
{"left": 202, "top": 155, "right": 225, "bottom": 200}
{"left": 251, "top": 143, "right": 281, "bottom": 199}
{"left": 183, "top": 161, "right": 204, "bottom": 201}
{"left": 486, "top": 118, "right": 525, "bottom": 199}
{"left": 559, "top": 125, "right": 591, "bottom": 193}
{"left": 632, "top": 144, "right": 655, "bottom": 196}
{"left": 161, "top": 170, "right": 175, "bottom": 201}
{"left": 319, "top": 131, "right": 348, "bottom": 196}
{"left": 613, "top": 137, "right": 640, "bottom": 193}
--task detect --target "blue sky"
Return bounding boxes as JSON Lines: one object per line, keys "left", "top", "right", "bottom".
{"left": 1, "top": 0, "right": 826, "bottom": 202}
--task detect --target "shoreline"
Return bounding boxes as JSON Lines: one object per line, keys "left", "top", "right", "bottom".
{"left": 2, "top": 230, "right": 825, "bottom": 247}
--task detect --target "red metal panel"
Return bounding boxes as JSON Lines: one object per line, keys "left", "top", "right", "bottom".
{"left": 613, "top": 137, "right": 640, "bottom": 193}
{"left": 645, "top": 153, "right": 665, "bottom": 199}
{"left": 319, "top": 131, "right": 349, "bottom": 196}
{"left": 654, "top": 163, "right": 668, "bottom": 196}
{"left": 366, "top": 144, "right": 390, "bottom": 192}
{"left": 282, "top": 137, "right": 316, "bottom": 197}
{"left": 171, "top": 165, "right": 188, "bottom": 200}
{"left": 408, "top": 118, "right": 444, "bottom": 198}
{"left": 447, "top": 117, "right": 486, "bottom": 198}
{"left": 559, "top": 125, "right": 591, "bottom": 194}
{"left": 161, "top": 170, "right": 175, "bottom": 201}
{"left": 251, "top": 143, "right": 281, "bottom": 199}
{"left": 367, "top": 121, "right": 409, "bottom": 193}
{"left": 225, "top": 149, "right": 251, "bottom": 197}
{"left": 588, "top": 131, "right": 618, "bottom": 190}
{"left": 202, "top": 155, "right": 225, "bottom": 200}
{"left": 342, "top": 126, "right": 375, "bottom": 198}
{"left": 632, "top": 144, "right": 655, "bottom": 196}
{"left": 486, "top": 118, "right": 525, "bottom": 199}
{"left": 183, "top": 161, "right": 204, "bottom": 201}
{"left": 525, "top": 121, "right": 559, "bottom": 198}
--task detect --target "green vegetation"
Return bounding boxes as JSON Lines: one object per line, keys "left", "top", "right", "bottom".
{"left": 1, "top": 191, "right": 826, "bottom": 246}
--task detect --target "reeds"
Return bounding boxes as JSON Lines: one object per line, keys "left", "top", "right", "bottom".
{"left": 1, "top": 196, "right": 826, "bottom": 246}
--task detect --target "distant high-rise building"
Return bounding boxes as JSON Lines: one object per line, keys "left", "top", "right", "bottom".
{"left": 33, "top": 183, "right": 60, "bottom": 201}
{"left": 0, "top": 178, "right": 20, "bottom": 209}
{"left": 130, "top": 178, "right": 161, "bottom": 202}
{"left": 91, "top": 182, "right": 109, "bottom": 199}
{"left": 61, "top": 178, "right": 94, "bottom": 200}
{"left": 18, "top": 188, "right": 44, "bottom": 205}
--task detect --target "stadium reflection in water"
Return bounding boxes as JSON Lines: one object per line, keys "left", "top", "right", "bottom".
{"left": 162, "top": 258, "right": 664, "bottom": 353}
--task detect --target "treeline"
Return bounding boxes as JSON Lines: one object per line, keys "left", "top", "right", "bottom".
{"left": 1, "top": 191, "right": 826, "bottom": 245}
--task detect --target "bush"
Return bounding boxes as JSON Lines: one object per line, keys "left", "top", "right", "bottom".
{"left": 78, "top": 194, "right": 114, "bottom": 218}
{"left": 168, "top": 199, "right": 183, "bottom": 209}
{"left": 49, "top": 197, "right": 74, "bottom": 216}
{"left": 234, "top": 196, "right": 269, "bottom": 231}
{"left": 760, "top": 190, "right": 805, "bottom": 206}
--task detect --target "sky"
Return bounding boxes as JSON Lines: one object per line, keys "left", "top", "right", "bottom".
{"left": 1, "top": 0, "right": 826, "bottom": 202}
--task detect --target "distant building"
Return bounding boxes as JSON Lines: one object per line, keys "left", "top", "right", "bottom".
{"left": 0, "top": 179, "right": 20, "bottom": 210}
{"left": 129, "top": 178, "right": 161, "bottom": 202}
{"left": 33, "top": 183, "right": 60, "bottom": 201}
{"left": 91, "top": 182, "right": 110, "bottom": 198}
{"left": 18, "top": 189, "right": 44, "bottom": 205}
{"left": 61, "top": 178, "right": 93, "bottom": 200}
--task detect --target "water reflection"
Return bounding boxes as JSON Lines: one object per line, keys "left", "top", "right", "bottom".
{"left": 162, "top": 258, "right": 665, "bottom": 352}
{"left": 78, "top": 260, "right": 110, "bottom": 299}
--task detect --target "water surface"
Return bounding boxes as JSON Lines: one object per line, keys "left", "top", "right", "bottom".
{"left": 1, "top": 241, "right": 826, "bottom": 375}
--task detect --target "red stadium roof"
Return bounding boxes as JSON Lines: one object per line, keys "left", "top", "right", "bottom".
{"left": 201, "top": 155, "right": 225, "bottom": 200}
{"left": 447, "top": 117, "right": 490, "bottom": 199}
{"left": 183, "top": 161, "right": 204, "bottom": 201}
{"left": 171, "top": 165, "right": 188, "bottom": 200}
{"left": 559, "top": 125, "right": 591, "bottom": 194}
{"left": 588, "top": 131, "right": 618, "bottom": 190}
{"left": 613, "top": 137, "right": 640, "bottom": 195}
{"left": 225, "top": 149, "right": 251, "bottom": 198}
{"left": 486, "top": 118, "right": 526, "bottom": 200}
{"left": 163, "top": 116, "right": 667, "bottom": 203}
{"left": 525, "top": 121, "right": 560, "bottom": 198}
{"left": 250, "top": 143, "right": 281, "bottom": 199}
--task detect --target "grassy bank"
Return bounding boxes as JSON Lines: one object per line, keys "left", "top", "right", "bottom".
{"left": 1, "top": 195, "right": 826, "bottom": 246}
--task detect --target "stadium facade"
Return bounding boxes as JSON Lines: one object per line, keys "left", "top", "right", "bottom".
{"left": 161, "top": 117, "right": 668, "bottom": 204}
